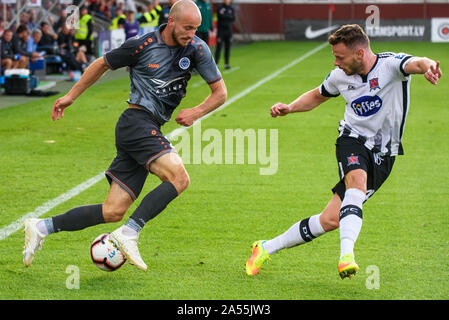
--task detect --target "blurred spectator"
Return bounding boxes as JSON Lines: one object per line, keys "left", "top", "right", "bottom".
{"left": 158, "top": 0, "right": 177, "bottom": 26}
{"left": 74, "top": 6, "right": 94, "bottom": 56}
{"left": 150, "top": 0, "right": 162, "bottom": 27}
{"left": 215, "top": 0, "right": 235, "bottom": 69}
{"left": 27, "top": 9, "right": 38, "bottom": 31}
{"left": 124, "top": 10, "right": 139, "bottom": 39}
{"left": 138, "top": 1, "right": 161, "bottom": 28}
{"left": 91, "top": 0, "right": 110, "bottom": 20}
{"left": 53, "top": 8, "right": 68, "bottom": 34}
{"left": 38, "top": 22, "right": 58, "bottom": 53}
{"left": 109, "top": 0, "right": 123, "bottom": 19}
{"left": 14, "top": 24, "right": 43, "bottom": 68}
{"left": 195, "top": 0, "right": 213, "bottom": 45}
{"left": 101, "top": 0, "right": 111, "bottom": 20}
{"left": 20, "top": 12, "right": 30, "bottom": 28}
{"left": 109, "top": 7, "right": 126, "bottom": 30}
{"left": 27, "top": 29, "right": 42, "bottom": 53}
{"left": 58, "top": 24, "right": 86, "bottom": 71}
{"left": 135, "top": 5, "right": 144, "bottom": 21}
{"left": 1, "top": 29, "right": 19, "bottom": 70}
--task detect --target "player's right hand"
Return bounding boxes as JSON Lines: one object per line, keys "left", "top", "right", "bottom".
{"left": 52, "top": 95, "right": 74, "bottom": 120}
{"left": 270, "top": 103, "right": 291, "bottom": 117}
{"left": 425, "top": 61, "right": 442, "bottom": 85}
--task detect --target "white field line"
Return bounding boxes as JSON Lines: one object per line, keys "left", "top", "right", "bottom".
{"left": 0, "top": 42, "right": 328, "bottom": 241}
{"left": 0, "top": 173, "right": 105, "bottom": 240}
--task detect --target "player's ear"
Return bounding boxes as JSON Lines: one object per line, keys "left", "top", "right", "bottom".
{"left": 355, "top": 48, "right": 364, "bottom": 60}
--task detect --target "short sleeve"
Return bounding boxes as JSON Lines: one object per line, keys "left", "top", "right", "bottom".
{"left": 389, "top": 52, "right": 413, "bottom": 78}
{"left": 193, "top": 41, "right": 222, "bottom": 85}
{"left": 319, "top": 69, "right": 340, "bottom": 97}
{"left": 103, "top": 36, "right": 142, "bottom": 70}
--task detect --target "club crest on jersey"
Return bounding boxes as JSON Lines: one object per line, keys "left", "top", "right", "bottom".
{"left": 347, "top": 155, "right": 360, "bottom": 166}
{"left": 179, "top": 57, "right": 191, "bottom": 70}
{"left": 350, "top": 95, "right": 383, "bottom": 117}
{"left": 369, "top": 77, "right": 380, "bottom": 91}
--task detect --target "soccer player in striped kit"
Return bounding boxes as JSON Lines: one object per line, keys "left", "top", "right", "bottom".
{"left": 246, "top": 24, "right": 442, "bottom": 279}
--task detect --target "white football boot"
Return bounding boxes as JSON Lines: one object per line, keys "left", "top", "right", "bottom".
{"left": 109, "top": 226, "right": 147, "bottom": 271}
{"left": 23, "top": 218, "right": 46, "bottom": 267}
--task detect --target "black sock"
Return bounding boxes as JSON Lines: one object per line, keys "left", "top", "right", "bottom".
{"left": 52, "top": 204, "right": 104, "bottom": 233}
{"left": 129, "top": 181, "right": 178, "bottom": 229}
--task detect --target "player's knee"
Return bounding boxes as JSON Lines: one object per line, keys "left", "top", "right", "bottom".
{"left": 323, "top": 218, "right": 339, "bottom": 231}
{"left": 344, "top": 170, "right": 367, "bottom": 193}
{"left": 156, "top": 164, "right": 190, "bottom": 194}
{"left": 320, "top": 214, "right": 339, "bottom": 231}
{"left": 171, "top": 169, "right": 190, "bottom": 194}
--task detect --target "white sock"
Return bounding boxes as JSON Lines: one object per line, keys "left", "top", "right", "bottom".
{"left": 37, "top": 219, "right": 50, "bottom": 236}
{"left": 120, "top": 224, "right": 139, "bottom": 238}
{"left": 339, "top": 188, "right": 365, "bottom": 259}
{"left": 263, "top": 213, "right": 326, "bottom": 255}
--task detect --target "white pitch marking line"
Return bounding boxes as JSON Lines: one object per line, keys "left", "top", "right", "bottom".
{"left": 0, "top": 42, "right": 328, "bottom": 241}
{"left": 0, "top": 173, "right": 105, "bottom": 240}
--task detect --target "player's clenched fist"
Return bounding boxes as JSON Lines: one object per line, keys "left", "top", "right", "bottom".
{"left": 270, "top": 103, "right": 291, "bottom": 117}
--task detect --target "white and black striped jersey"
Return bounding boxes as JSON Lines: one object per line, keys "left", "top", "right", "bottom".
{"left": 320, "top": 52, "right": 413, "bottom": 156}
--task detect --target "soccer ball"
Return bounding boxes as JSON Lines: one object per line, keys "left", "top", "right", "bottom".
{"left": 90, "top": 233, "right": 127, "bottom": 271}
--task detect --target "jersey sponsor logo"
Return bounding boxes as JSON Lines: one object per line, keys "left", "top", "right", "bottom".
{"left": 151, "top": 77, "right": 187, "bottom": 96}
{"left": 369, "top": 77, "right": 380, "bottom": 91}
{"left": 179, "top": 57, "right": 191, "bottom": 70}
{"left": 148, "top": 64, "right": 160, "bottom": 69}
{"left": 305, "top": 25, "right": 339, "bottom": 39}
{"left": 350, "top": 95, "right": 383, "bottom": 117}
{"left": 347, "top": 84, "right": 356, "bottom": 90}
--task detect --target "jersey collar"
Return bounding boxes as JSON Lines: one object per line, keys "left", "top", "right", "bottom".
{"left": 155, "top": 23, "right": 167, "bottom": 45}
{"left": 360, "top": 54, "right": 379, "bottom": 83}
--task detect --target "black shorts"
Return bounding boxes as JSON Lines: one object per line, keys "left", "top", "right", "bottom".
{"left": 105, "top": 108, "right": 176, "bottom": 200}
{"left": 332, "top": 136, "right": 395, "bottom": 201}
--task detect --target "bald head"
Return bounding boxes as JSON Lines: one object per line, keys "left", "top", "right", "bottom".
{"left": 163, "top": 0, "right": 202, "bottom": 47}
{"left": 169, "top": 0, "right": 201, "bottom": 21}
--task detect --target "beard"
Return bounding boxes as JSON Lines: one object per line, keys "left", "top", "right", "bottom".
{"left": 341, "top": 61, "right": 363, "bottom": 76}
{"left": 171, "top": 29, "right": 191, "bottom": 47}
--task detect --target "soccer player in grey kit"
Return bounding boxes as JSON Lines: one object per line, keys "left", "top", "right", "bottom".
{"left": 23, "top": 0, "right": 227, "bottom": 271}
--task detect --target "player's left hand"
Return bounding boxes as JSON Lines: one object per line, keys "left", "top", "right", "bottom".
{"left": 425, "top": 61, "right": 442, "bottom": 85}
{"left": 175, "top": 108, "right": 199, "bottom": 127}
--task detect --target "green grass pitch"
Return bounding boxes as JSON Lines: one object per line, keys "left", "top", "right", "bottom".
{"left": 0, "top": 41, "right": 448, "bottom": 300}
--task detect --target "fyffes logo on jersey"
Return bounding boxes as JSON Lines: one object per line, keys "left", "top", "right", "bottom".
{"left": 350, "top": 95, "right": 383, "bottom": 117}
{"left": 179, "top": 57, "right": 191, "bottom": 70}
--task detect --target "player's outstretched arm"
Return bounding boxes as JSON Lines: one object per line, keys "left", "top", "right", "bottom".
{"left": 52, "top": 58, "right": 110, "bottom": 120}
{"left": 270, "top": 87, "right": 330, "bottom": 118}
{"left": 175, "top": 79, "right": 227, "bottom": 127}
{"left": 404, "top": 58, "right": 442, "bottom": 85}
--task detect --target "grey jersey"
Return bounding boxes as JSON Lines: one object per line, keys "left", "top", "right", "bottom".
{"left": 104, "top": 24, "right": 222, "bottom": 125}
